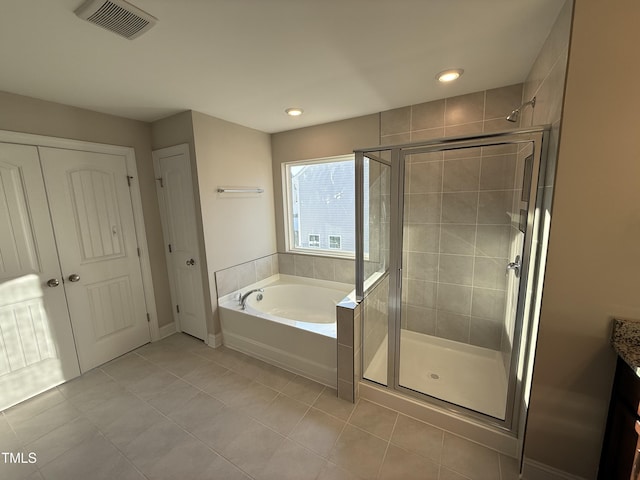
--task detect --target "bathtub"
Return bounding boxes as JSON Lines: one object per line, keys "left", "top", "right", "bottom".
{"left": 218, "top": 274, "right": 353, "bottom": 387}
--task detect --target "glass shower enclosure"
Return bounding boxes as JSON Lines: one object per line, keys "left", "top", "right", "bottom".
{"left": 356, "top": 127, "right": 549, "bottom": 432}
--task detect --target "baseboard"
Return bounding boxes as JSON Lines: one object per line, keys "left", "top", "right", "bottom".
{"left": 158, "top": 322, "right": 176, "bottom": 339}
{"left": 522, "top": 458, "right": 587, "bottom": 480}
{"left": 207, "top": 333, "right": 223, "bottom": 348}
{"left": 222, "top": 330, "right": 336, "bottom": 388}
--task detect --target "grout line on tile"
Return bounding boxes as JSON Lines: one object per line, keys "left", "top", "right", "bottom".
{"left": 376, "top": 412, "right": 399, "bottom": 479}
{"left": 280, "top": 380, "right": 325, "bottom": 407}
{"left": 482, "top": 90, "right": 488, "bottom": 131}
{"left": 434, "top": 151, "right": 445, "bottom": 337}
{"left": 344, "top": 404, "right": 403, "bottom": 445}
{"left": 321, "top": 394, "right": 354, "bottom": 465}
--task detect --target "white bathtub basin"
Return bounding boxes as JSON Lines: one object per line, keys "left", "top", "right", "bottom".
{"left": 218, "top": 274, "right": 353, "bottom": 387}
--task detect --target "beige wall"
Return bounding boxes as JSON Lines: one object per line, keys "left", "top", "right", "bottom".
{"left": 516, "top": 0, "right": 573, "bottom": 466}
{"left": 151, "top": 110, "right": 195, "bottom": 151}
{"left": 271, "top": 114, "right": 379, "bottom": 253}
{"left": 525, "top": 0, "right": 640, "bottom": 477}
{"left": 191, "top": 111, "right": 276, "bottom": 334}
{"left": 0, "top": 91, "right": 173, "bottom": 328}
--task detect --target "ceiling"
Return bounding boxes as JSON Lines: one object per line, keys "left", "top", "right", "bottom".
{"left": 0, "top": 0, "right": 565, "bottom": 133}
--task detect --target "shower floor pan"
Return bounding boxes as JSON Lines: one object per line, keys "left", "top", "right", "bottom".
{"left": 364, "top": 329, "right": 508, "bottom": 419}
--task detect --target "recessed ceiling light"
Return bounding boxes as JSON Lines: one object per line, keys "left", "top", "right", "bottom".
{"left": 436, "top": 69, "right": 464, "bottom": 83}
{"left": 285, "top": 108, "right": 304, "bottom": 116}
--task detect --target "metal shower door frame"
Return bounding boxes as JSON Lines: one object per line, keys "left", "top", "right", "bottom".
{"left": 356, "top": 126, "right": 550, "bottom": 433}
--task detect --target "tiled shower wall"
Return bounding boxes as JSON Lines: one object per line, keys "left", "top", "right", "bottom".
{"left": 364, "top": 160, "right": 391, "bottom": 281}
{"left": 380, "top": 84, "right": 524, "bottom": 145}
{"left": 381, "top": 84, "right": 525, "bottom": 351}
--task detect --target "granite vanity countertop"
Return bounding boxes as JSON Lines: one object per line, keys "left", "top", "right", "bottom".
{"left": 611, "top": 318, "right": 640, "bottom": 376}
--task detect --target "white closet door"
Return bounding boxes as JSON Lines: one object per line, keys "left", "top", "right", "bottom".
{"left": 0, "top": 143, "right": 80, "bottom": 411}
{"left": 39, "top": 147, "right": 150, "bottom": 372}
{"left": 153, "top": 145, "right": 207, "bottom": 340}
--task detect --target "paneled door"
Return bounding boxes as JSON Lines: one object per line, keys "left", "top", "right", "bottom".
{"left": 0, "top": 143, "right": 80, "bottom": 411}
{"left": 39, "top": 147, "right": 151, "bottom": 372}
{"left": 153, "top": 144, "right": 207, "bottom": 340}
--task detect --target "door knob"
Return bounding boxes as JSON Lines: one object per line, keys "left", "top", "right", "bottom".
{"left": 186, "top": 258, "right": 196, "bottom": 266}
{"left": 46, "top": 278, "right": 60, "bottom": 288}
{"left": 68, "top": 273, "right": 81, "bottom": 282}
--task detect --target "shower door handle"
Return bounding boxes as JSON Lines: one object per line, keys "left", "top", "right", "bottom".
{"left": 506, "top": 256, "right": 521, "bottom": 278}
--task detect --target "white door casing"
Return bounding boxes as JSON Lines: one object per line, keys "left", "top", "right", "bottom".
{"left": 0, "top": 143, "right": 80, "bottom": 411}
{"left": 39, "top": 147, "right": 151, "bottom": 372}
{"left": 153, "top": 144, "right": 208, "bottom": 340}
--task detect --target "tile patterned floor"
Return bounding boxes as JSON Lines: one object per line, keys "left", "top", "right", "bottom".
{"left": 0, "top": 333, "right": 519, "bottom": 480}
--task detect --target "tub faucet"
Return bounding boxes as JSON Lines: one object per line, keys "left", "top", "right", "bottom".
{"left": 239, "top": 288, "right": 264, "bottom": 310}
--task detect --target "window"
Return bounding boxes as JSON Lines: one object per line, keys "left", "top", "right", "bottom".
{"left": 308, "top": 234, "right": 320, "bottom": 248}
{"left": 284, "top": 155, "right": 358, "bottom": 257}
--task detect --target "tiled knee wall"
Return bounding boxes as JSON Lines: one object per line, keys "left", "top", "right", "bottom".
{"left": 215, "top": 252, "right": 356, "bottom": 298}
{"left": 278, "top": 252, "right": 355, "bottom": 285}
{"left": 336, "top": 299, "right": 362, "bottom": 403}
{"left": 215, "top": 254, "right": 280, "bottom": 297}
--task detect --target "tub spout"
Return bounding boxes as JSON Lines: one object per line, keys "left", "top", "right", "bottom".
{"left": 240, "top": 288, "right": 264, "bottom": 310}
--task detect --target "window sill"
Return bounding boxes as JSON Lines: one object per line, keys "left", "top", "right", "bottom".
{"left": 286, "top": 248, "right": 355, "bottom": 261}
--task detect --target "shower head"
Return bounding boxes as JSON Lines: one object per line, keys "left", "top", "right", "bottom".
{"left": 506, "top": 97, "right": 536, "bottom": 123}
{"left": 506, "top": 110, "right": 520, "bottom": 123}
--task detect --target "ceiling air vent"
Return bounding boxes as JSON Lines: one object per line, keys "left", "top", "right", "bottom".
{"left": 75, "top": 0, "right": 157, "bottom": 40}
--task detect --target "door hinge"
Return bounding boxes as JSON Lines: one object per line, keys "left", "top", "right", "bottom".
{"left": 146, "top": 313, "right": 150, "bottom": 322}
{"left": 168, "top": 244, "right": 172, "bottom": 253}
{"left": 137, "top": 247, "right": 141, "bottom": 257}
{"left": 126, "top": 175, "right": 134, "bottom": 186}
{"left": 176, "top": 304, "right": 180, "bottom": 313}
{"left": 156, "top": 177, "right": 164, "bottom": 188}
